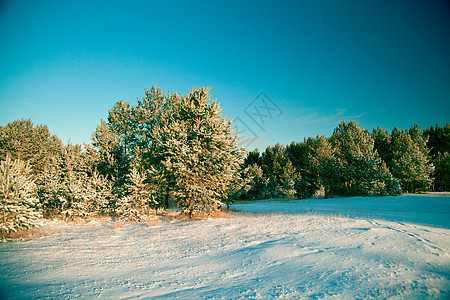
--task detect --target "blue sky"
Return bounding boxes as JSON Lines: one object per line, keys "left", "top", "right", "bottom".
{"left": 1, "top": 0, "right": 449, "bottom": 150}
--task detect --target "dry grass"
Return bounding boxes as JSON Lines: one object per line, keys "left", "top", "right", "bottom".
{"left": 1, "top": 226, "right": 51, "bottom": 241}
{"left": 160, "top": 208, "right": 234, "bottom": 221}
{"left": 114, "top": 215, "right": 163, "bottom": 228}
{"left": 1, "top": 209, "right": 236, "bottom": 241}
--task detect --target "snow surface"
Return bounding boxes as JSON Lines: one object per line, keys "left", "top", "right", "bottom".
{"left": 1, "top": 194, "right": 449, "bottom": 299}
{"left": 233, "top": 193, "right": 450, "bottom": 229}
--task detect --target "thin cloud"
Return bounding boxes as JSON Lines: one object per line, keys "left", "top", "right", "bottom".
{"left": 288, "top": 108, "right": 376, "bottom": 127}
{"left": 289, "top": 108, "right": 346, "bottom": 126}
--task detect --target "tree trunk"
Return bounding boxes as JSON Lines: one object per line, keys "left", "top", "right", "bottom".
{"left": 164, "top": 189, "right": 170, "bottom": 209}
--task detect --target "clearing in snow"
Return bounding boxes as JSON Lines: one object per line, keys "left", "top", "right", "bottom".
{"left": 1, "top": 193, "right": 449, "bottom": 299}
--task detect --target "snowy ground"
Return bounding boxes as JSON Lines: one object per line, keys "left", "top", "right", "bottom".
{"left": 1, "top": 194, "right": 449, "bottom": 299}
{"left": 233, "top": 193, "right": 450, "bottom": 229}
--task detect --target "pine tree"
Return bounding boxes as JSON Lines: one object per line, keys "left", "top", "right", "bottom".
{"left": 237, "top": 163, "right": 267, "bottom": 200}
{"left": 87, "top": 170, "right": 114, "bottom": 216}
{"left": 107, "top": 100, "right": 139, "bottom": 155}
{"left": 321, "top": 156, "right": 345, "bottom": 198}
{"left": 261, "top": 143, "right": 297, "bottom": 198}
{"left": 242, "top": 149, "right": 262, "bottom": 168}
{"left": 325, "top": 121, "right": 393, "bottom": 197}
{"left": 38, "top": 161, "right": 64, "bottom": 217}
{"left": 424, "top": 124, "right": 450, "bottom": 159}
{"left": 133, "top": 86, "right": 175, "bottom": 209}
{"left": 1, "top": 155, "right": 41, "bottom": 234}
{"left": 299, "top": 136, "right": 333, "bottom": 197}
{"left": 0, "top": 119, "right": 62, "bottom": 175}
{"left": 148, "top": 87, "right": 244, "bottom": 216}
{"left": 54, "top": 144, "right": 90, "bottom": 219}
{"left": 285, "top": 141, "right": 311, "bottom": 198}
{"left": 433, "top": 152, "right": 450, "bottom": 191}
{"left": 372, "top": 127, "right": 392, "bottom": 166}
{"left": 285, "top": 141, "right": 307, "bottom": 174}
{"left": 134, "top": 86, "right": 170, "bottom": 148}
{"left": 390, "top": 127, "right": 434, "bottom": 193}
{"left": 116, "top": 167, "right": 158, "bottom": 222}
{"left": 92, "top": 119, "right": 131, "bottom": 198}
{"left": 40, "top": 144, "right": 112, "bottom": 220}
{"left": 424, "top": 124, "right": 450, "bottom": 191}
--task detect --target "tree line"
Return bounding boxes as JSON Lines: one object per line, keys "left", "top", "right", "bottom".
{"left": 1, "top": 85, "right": 449, "bottom": 234}
{"left": 238, "top": 121, "right": 449, "bottom": 201}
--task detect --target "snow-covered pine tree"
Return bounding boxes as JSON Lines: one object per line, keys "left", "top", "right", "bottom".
{"left": 433, "top": 152, "right": 450, "bottom": 192}
{"left": 55, "top": 144, "right": 90, "bottom": 219}
{"left": 285, "top": 141, "right": 311, "bottom": 198}
{"left": 279, "top": 161, "right": 297, "bottom": 198}
{"left": 107, "top": 100, "right": 139, "bottom": 156}
{"left": 41, "top": 143, "right": 111, "bottom": 220}
{"left": 390, "top": 127, "right": 434, "bottom": 193}
{"left": 0, "top": 155, "right": 41, "bottom": 234}
{"left": 133, "top": 86, "right": 176, "bottom": 209}
{"left": 372, "top": 127, "right": 392, "bottom": 166}
{"left": 424, "top": 124, "right": 450, "bottom": 191}
{"left": 116, "top": 167, "right": 158, "bottom": 222}
{"left": 92, "top": 119, "right": 131, "bottom": 198}
{"left": 305, "top": 135, "right": 333, "bottom": 197}
{"left": 134, "top": 86, "right": 168, "bottom": 152}
{"left": 0, "top": 119, "right": 62, "bottom": 175}
{"left": 148, "top": 87, "right": 243, "bottom": 217}
{"left": 327, "top": 121, "right": 392, "bottom": 196}
{"left": 87, "top": 169, "right": 114, "bottom": 216}
{"left": 236, "top": 163, "right": 267, "bottom": 200}
{"left": 38, "top": 160, "right": 64, "bottom": 217}
{"left": 236, "top": 149, "right": 266, "bottom": 200}
{"left": 242, "top": 149, "right": 262, "bottom": 168}
{"left": 285, "top": 136, "right": 333, "bottom": 197}
{"left": 261, "top": 143, "right": 297, "bottom": 198}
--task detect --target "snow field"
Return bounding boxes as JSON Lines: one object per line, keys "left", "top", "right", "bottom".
{"left": 0, "top": 195, "right": 449, "bottom": 299}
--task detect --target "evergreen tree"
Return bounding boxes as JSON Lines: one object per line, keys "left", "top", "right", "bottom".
{"left": 40, "top": 144, "right": 112, "bottom": 220}
{"left": 1, "top": 155, "right": 41, "bottom": 234}
{"left": 116, "top": 167, "right": 158, "bottom": 222}
{"left": 38, "top": 161, "right": 64, "bottom": 217}
{"left": 424, "top": 123, "right": 450, "bottom": 159}
{"left": 87, "top": 170, "right": 114, "bottom": 216}
{"left": 148, "top": 87, "right": 243, "bottom": 216}
{"left": 372, "top": 127, "right": 392, "bottom": 166}
{"left": 409, "top": 123, "right": 430, "bottom": 157}
{"left": 238, "top": 163, "right": 267, "bottom": 200}
{"left": 134, "top": 86, "right": 168, "bottom": 151}
{"left": 107, "top": 100, "right": 139, "bottom": 155}
{"left": 285, "top": 141, "right": 312, "bottom": 198}
{"left": 424, "top": 124, "right": 450, "bottom": 191}
{"left": 133, "top": 86, "right": 177, "bottom": 209}
{"left": 321, "top": 156, "right": 345, "bottom": 198}
{"left": 433, "top": 152, "right": 450, "bottom": 192}
{"left": 51, "top": 144, "right": 90, "bottom": 219}
{"left": 390, "top": 126, "right": 434, "bottom": 193}
{"left": 92, "top": 119, "right": 130, "bottom": 198}
{"left": 261, "top": 143, "right": 297, "bottom": 198}
{"left": 242, "top": 149, "right": 262, "bottom": 168}
{"left": 289, "top": 136, "right": 333, "bottom": 197}
{"left": 325, "top": 121, "right": 395, "bottom": 197}
{"left": 0, "top": 119, "right": 62, "bottom": 175}
{"left": 285, "top": 142, "right": 307, "bottom": 174}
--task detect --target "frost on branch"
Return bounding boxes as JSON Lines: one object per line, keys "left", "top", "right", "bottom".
{"left": 115, "top": 167, "right": 158, "bottom": 222}
{"left": 0, "top": 154, "right": 42, "bottom": 234}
